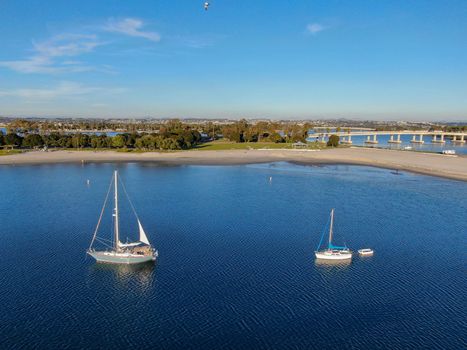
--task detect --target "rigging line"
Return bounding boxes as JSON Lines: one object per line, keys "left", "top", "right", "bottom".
{"left": 316, "top": 213, "right": 331, "bottom": 251}
{"left": 95, "top": 238, "right": 114, "bottom": 249}
{"left": 95, "top": 236, "right": 113, "bottom": 243}
{"left": 118, "top": 174, "right": 140, "bottom": 221}
{"left": 88, "top": 174, "right": 114, "bottom": 250}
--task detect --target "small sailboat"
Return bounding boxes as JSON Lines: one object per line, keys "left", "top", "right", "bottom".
{"left": 87, "top": 170, "right": 158, "bottom": 264}
{"left": 315, "top": 209, "right": 352, "bottom": 261}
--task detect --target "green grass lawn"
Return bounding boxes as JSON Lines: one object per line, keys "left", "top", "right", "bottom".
{"left": 0, "top": 149, "right": 22, "bottom": 156}
{"left": 115, "top": 148, "right": 148, "bottom": 153}
{"left": 62, "top": 147, "right": 112, "bottom": 151}
{"left": 192, "top": 141, "right": 326, "bottom": 151}
{"left": 9, "top": 142, "right": 332, "bottom": 154}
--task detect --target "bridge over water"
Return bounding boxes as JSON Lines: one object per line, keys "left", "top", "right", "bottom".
{"left": 308, "top": 130, "right": 466, "bottom": 145}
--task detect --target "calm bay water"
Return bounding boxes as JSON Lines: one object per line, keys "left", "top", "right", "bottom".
{"left": 0, "top": 162, "right": 465, "bottom": 349}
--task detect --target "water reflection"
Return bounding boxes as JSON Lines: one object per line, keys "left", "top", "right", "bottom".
{"left": 89, "top": 262, "right": 157, "bottom": 293}
{"left": 314, "top": 259, "right": 352, "bottom": 269}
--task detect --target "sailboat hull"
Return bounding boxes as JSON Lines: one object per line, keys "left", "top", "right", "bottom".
{"left": 88, "top": 251, "right": 156, "bottom": 265}
{"left": 315, "top": 250, "right": 352, "bottom": 260}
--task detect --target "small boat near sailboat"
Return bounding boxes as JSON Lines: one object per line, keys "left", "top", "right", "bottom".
{"left": 87, "top": 170, "right": 158, "bottom": 265}
{"left": 358, "top": 248, "right": 374, "bottom": 256}
{"left": 315, "top": 209, "right": 352, "bottom": 261}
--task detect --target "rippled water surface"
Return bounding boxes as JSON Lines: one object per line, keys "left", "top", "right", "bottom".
{"left": 0, "top": 163, "right": 465, "bottom": 349}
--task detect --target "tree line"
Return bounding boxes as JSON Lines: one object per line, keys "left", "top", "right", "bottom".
{"left": 219, "top": 120, "right": 312, "bottom": 143}
{"left": 1, "top": 118, "right": 347, "bottom": 149}
{"left": 3, "top": 118, "right": 314, "bottom": 146}
{"left": 0, "top": 127, "right": 202, "bottom": 151}
{"left": 442, "top": 125, "right": 466, "bottom": 132}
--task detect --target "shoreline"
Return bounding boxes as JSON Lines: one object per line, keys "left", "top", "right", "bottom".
{"left": 1, "top": 148, "right": 466, "bottom": 181}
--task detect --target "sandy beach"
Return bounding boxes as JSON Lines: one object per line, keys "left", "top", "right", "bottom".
{"left": 1, "top": 147, "right": 466, "bottom": 181}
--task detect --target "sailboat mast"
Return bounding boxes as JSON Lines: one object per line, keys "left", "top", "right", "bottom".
{"left": 114, "top": 170, "right": 120, "bottom": 250}
{"left": 328, "top": 208, "right": 334, "bottom": 248}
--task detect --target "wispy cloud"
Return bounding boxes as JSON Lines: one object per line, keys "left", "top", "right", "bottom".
{"left": 104, "top": 18, "right": 161, "bottom": 42}
{"left": 0, "top": 81, "right": 125, "bottom": 100}
{"left": 306, "top": 23, "right": 326, "bottom": 35}
{"left": 0, "top": 18, "right": 160, "bottom": 75}
{"left": 33, "top": 34, "right": 102, "bottom": 58}
{"left": 0, "top": 34, "right": 104, "bottom": 74}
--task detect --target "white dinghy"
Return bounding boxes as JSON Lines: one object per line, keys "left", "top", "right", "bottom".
{"left": 358, "top": 249, "right": 374, "bottom": 256}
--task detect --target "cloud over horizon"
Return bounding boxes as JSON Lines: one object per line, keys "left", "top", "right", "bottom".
{"left": 0, "top": 81, "right": 126, "bottom": 100}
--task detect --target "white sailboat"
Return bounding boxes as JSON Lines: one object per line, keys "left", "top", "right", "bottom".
{"left": 87, "top": 170, "right": 158, "bottom": 264}
{"left": 315, "top": 209, "right": 352, "bottom": 261}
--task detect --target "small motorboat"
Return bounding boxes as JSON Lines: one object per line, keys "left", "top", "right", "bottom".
{"left": 358, "top": 248, "right": 374, "bottom": 256}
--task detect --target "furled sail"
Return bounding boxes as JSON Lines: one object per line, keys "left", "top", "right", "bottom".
{"left": 138, "top": 220, "right": 150, "bottom": 245}
{"left": 118, "top": 241, "right": 140, "bottom": 248}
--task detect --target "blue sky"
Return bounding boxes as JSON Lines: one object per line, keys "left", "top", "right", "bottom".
{"left": 0, "top": 0, "right": 466, "bottom": 120}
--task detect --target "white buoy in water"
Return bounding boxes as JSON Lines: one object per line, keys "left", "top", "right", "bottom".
{"left": 86, "top": 179, "right": 90, "bottom": 186}
{"left": 269, "top": 176, "right": 272, "bottom": 183}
